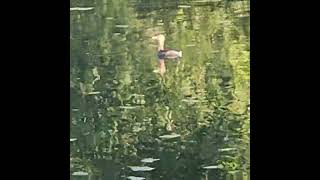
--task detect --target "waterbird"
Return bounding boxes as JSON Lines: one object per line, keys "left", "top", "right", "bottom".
{"left": 151, "top": 34, "right": 182, "bottom": 76}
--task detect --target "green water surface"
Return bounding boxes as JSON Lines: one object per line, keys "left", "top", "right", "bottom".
{"left": 70, "top": 0, "right": 250, "bottom": 179}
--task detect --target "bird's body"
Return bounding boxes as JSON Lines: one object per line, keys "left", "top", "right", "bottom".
{"left": 152, "top": 34, "right": 182, "bottom": 76}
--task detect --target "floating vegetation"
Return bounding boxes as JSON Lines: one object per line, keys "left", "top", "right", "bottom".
{"left": 159, "top": 134, "right": 181, "bottom": 139}
{"left": 72, "top": 171, "right": 89, "bottom": 176}
{"left": 119, "top": 106, "right": 140, "bottom": 109}
{"left": 87, "top": 91, "right": 101, "bottom": 95}
{"left": 178, "top": 5, "right": 191, "bottom": 8}
{"left": 115, "top": 25, "right": 129, "bottom": 28}
{"left": 141, "top": 158, "right": 160, "bottom": 163}
{"left": 218, "top": 148, "right": 237, "bottom": 152}
{"left": 127, "top": 176, "right": 145, "bottom": 180}
{"left": 202, "top": 165, "right": 223, "bottom": 169}
{"left": 70, "top": 7, "right": 94, "bottom": 11}
{"left": 70, "top": 138, "right": 77, "bottom": 142}
{"left": 128, "top": 166, "right": 155, "bottom": 172}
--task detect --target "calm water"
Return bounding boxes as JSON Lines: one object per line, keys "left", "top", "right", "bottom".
{"left": 70, "top": 0, "right": 250, "bottom": 180}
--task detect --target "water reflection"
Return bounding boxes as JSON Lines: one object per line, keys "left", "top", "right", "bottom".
{"left": 70, "top": 0, "right": 250, "bottom": 180}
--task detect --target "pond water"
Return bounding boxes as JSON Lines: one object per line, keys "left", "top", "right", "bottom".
{"left": 70, "top": 0, "right": 250, "bottom": 180}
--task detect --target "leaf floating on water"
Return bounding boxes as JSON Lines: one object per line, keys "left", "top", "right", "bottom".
{"left": 70, "top": 7, "right": 94, "bottom": 11}
{"left": 119, "top": 106, "right": 140, "bottom": 109}
{"left": 127, "top": 176, "right": 145, "bottom": 180}
{"left": 203, "top": 165, "right": 219, "bottom": 169}
{"left": 159, "top": 134, "right": 181, "bottom": 139}
{"left": 141, "top": 158, "right": 160, "bottom": 163}
{"left": 87, "top": 92, "right": 101, "bottom": 95}
{"left": 178, "top": 5, "right": 191, "bottom": 8}
{"left": 72, "top": 171, "right": 89, "bottom": 176}
{"left": 115, "top": 25, "right": 129, "bottom": 28}
{"left": 218, "top": 148, "right": 237, "bottom": 152}
{"left": 70, "top": 138, "right": 77, "bottom": 142}
{"left": 128, "top": 166, "right": 155, "bottom": 172}
{"left": 202, "top": 165, "right": 223, "bottom": 169}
